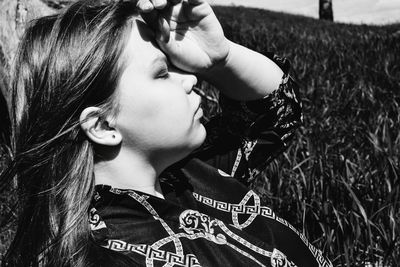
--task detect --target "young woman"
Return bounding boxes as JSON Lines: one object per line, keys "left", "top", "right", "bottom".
{"left": 2, "top": 0, "right": 332, "bottom": 266}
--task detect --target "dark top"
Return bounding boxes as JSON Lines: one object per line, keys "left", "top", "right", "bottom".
{"left": 89, "top": 53, "right": 333, "bottom": 267}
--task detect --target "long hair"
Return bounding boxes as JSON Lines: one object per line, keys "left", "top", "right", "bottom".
{"left": 1, "top": 1, "right": 139, "bottom": 266}
{"left": 0, "top": 89, "right": 10, "bottom": 162}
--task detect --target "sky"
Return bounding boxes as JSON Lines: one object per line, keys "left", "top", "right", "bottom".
{"left": 208, "top": 0, "right": 400, "bottom": 25}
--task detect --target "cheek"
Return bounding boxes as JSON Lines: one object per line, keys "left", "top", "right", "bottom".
{"left": 121, "top": 87, "right": 188, "bottom": 121}
{"left": 116, "top": 84, "right": 193, "bottom": 142}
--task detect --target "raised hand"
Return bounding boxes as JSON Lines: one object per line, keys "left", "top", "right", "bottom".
{"left": 138, "top": 0, "right": 231, "bottom": 74}
{"left": 136, "top": 0, "right": 177, "bottom": 11}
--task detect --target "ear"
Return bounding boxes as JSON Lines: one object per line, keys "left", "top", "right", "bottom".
{"left": 79, "top": 107, "right": 122, "bottom": 146}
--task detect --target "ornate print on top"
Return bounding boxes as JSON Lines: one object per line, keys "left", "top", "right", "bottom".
{"left": 89, "top": 53, "right": 333, "bottom": 266}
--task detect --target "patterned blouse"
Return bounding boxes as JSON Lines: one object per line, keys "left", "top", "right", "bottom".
{"left": 89, "top": 53, "right": 333, "bottom": 267}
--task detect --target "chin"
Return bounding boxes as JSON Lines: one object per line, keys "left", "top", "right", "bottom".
{"left": 193, "top": 123, "right": 207, "bottom": 148}
{"left": 166, "top": 125, "right": 207, "bottom": 164}
{"left": 179, "top": 124, "right": 207, "bottom": 156}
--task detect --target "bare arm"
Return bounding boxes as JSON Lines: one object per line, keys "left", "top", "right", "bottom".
{"left": 199, "top": 40, "right": 284, "bottom": 101}
{"left": 137, "top": 0, "right": 284, "bottom": 101}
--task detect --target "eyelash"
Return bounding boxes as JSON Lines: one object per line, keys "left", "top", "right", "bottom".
{"left": 159, "top": 71, "right": 170, "bottom": 79}
{"left": 158, "top": 67, "right": 170, "bottom": 79}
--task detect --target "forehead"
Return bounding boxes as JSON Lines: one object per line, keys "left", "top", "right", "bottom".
{"left": 122, "top": 18, "right": 165, "bottom": 70}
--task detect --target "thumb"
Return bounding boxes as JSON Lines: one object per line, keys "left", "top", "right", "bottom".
{"left": 155, "top": 31, "right": 185, "bottom": 68}
{"left": 156, "top": 16, "right": 170, "bottom": 43}
{"left": 155, "top": 30, "right": 175, "bottom": 55}
{"left": 187, "top": 0, "right": 205, "bottom": 5}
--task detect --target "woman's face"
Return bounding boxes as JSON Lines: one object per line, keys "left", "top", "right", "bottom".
{"left": 114, "top": 18, "right": 206, "bottom": 166}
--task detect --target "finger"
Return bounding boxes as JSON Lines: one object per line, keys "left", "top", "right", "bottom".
{"left": 136, "top": 0, "right": 154, "bottom": 12}
{"left": 149, "top": 0, "right": 168, "bottom": 9}
{"left": 141, "top": 9, "right": 159, "bottom": 31}
{"left": 169, "top": 0, "right": 182, "bottom": 4}
{"left": 135, "top": 0, "right": 182, "bottom": 12}
{"left": 155, "top": 30, "right": 175, "bottom": 56}
{"left": 156, "top": 16, "right": 170, "bottom": 43}
{"left": 187, "top": 0, "right": 206, "bottom": 5}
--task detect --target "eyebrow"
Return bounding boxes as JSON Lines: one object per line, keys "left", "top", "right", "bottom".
{"left": 151, "top": 54, "right": 168, "bottom": 66}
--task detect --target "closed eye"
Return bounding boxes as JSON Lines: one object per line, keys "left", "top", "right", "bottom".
{"left": 152, "top": 54, "right": 171, "bottom": 79}
{"left": 157, "top": 69, "right": 169, "bottom": 79}
{"left": 157, "top": 68, "right": 169, "bottom": 79}
{"left": 156, "top": 62, "right": 171, "bottom": 79}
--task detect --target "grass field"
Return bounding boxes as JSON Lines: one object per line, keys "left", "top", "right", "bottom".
{"left": 1, "top": 5, "right": 400, "bottom": 266}
{"left": 209, "top": 6, "right": 400, "bottom": 266}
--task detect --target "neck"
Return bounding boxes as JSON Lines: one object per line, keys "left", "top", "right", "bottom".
{"left": 94, "top": 146, "right": 165, "bottom": 199}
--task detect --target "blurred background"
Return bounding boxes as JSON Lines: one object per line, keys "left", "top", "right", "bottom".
{"left": 209, "top": 0, "right": 400, "bottom": 25}
{"left": 1, "top": 0, "right": 400, "bottom": 266}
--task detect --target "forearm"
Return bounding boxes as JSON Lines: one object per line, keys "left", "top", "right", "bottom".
{"left": 199, "top": 40, "right": 284, "bottom": 101}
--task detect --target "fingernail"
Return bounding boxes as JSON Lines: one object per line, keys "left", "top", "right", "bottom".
{"left": 156, "top": 31, "right": 165, "bottom": 42}
{"left": 153, "top": 0, "right": 167, "bottom": 8}
{"left": 157, "top": 18, "right": 168, "bottom": 42}
{"left": 143, "top": 2, "right": 153, "bottom": 10}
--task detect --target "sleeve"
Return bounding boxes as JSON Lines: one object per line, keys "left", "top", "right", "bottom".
{"left": 191, "top": 52, "right": 303, "bottom": 185}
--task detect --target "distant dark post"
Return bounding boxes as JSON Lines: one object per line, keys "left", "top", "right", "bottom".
{"left": 319, "top": 0, "right": 334, "bottom": 21}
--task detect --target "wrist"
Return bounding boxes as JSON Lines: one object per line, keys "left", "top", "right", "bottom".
{"left": 199, "top": 39, "right": 233, "bottom": 80}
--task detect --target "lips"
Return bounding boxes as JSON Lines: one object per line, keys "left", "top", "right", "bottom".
{"left": 194, "top": 106, "right": 203, "bottom": 120}
{"left": 193, "top": 87, "right": 202, "bottom": 112}
{"left": 195, "top": 99, "right": 201, "bottom": 113}
{"left": 194, "top": 96, "right": 203, "bottom": 119}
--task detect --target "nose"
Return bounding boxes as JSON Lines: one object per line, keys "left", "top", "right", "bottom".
{"left": 170, "top": 67, "right": 198, "bottom": 94}
{"left": 182, "top": 74, "right": 198, "bottom": 94}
